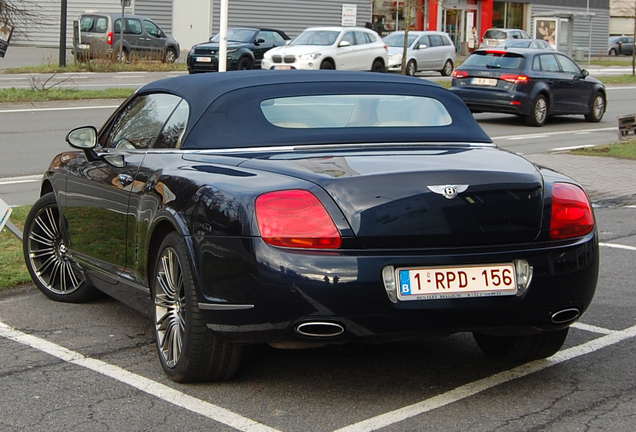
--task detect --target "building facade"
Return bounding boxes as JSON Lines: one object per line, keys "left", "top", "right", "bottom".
{"left": 12, "top": 0, "right": 609, "bottom": 57}
{"left": 372, "top": 0, "right": 610, "bottom": 57}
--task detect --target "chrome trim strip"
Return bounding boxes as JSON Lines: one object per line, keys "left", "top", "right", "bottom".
{"left": 198, "top": 303, "right": 255, "bottom": 310}
{"left": 182, "top": 142, "right": 496, "bottom": 155}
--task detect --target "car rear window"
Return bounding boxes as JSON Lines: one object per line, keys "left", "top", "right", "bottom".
{"left": 260, "top": 95, "right": 452, "bottom": 128}
{"left": 484, "top": 30, "right": 507, "bottom": 39}
{"left": 462, "top": 51, "right": 525, "bottom": 69}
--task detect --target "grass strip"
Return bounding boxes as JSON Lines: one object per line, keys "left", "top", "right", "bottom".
{"left": 570, "top": 139, "right": 636, "bottom": 159}
{"left": 0, "top": 206, "right": 31, "bottom": 289}
{"left": 0, "top": 87, "right": 134, "bottom": 103}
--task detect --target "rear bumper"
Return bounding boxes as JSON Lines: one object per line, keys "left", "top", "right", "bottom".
{"left": 189, "top": 232, "right": 599, "bottom": 344}
{"left": 450, "top": 86, "right": 534, "bottom": 115}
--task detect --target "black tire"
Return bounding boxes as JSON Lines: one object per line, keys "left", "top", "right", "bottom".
{"left": 440, "top": 59, "right": 454, "bottom": 76}
{"left": 23, "top": 193, "right": 99, "bottom": 303}
{"left": 585, "top": 92, "right": 605, "bottom": 122}
{"left": 164, "top": 47, "right": 177, "bottom": 63}
{"left": 473, "top": 328, "right": 569, "bottom": 362}
{"left": 371, "top": 59, "right": 386, "bottom": 72}
{"left": 320, "top": 60, "right": 335, "bottom": 70}
{"left": 237, "top": 57, "right": 253, "bottom": 70}
{"left": 609, "top": 48, "right": 617, "bottom": 56}
{"left": 152, "top": 232, "right": 243, "bottom": 382}
{"left": 406, "top": 60, "right": 417, "bottom": 76}
{"left": 524, "top": 94, "right": 548, "bottom": 127}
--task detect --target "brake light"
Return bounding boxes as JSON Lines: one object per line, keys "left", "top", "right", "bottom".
{"left": 485, "top": 50, "right": 508, "bottom": 55}
{"left": 549, "top": 183, "right": 594, "bottom": 240}
{"left": 453, "top": 70, "right": 468, "bottom": 79}
{"left": 107, "top": 31, "right": 113, "bottom": 45}
{"left": 500, "top": 74, "right": 530, "bottom": 84}
{"left": 255, "top": 190, "right": 342, "bottom": 248}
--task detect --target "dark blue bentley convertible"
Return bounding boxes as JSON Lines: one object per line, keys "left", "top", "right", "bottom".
{"left": 24, "top": 71, "right": 598, "bottom": 382}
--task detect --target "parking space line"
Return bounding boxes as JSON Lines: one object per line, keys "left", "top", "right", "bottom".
{"left": 600, "top": 242, "right": 636, "bottom": 252}
{"left": 0, "top": 321, "right": 282, "bottom": 432}
{"left": 333, "top": 324, "right": 636, "bottom": 432}
{"left": 571, "top": 322, "right": 618, "bottom": 335}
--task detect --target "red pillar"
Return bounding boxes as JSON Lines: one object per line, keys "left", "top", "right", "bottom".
{"left": 479, "top": 0, "right": 494, "bottom": 38}
{"left": 415, "top": 0, "right": 424, "bottom": 30}
{"left": 428, "top": 0, "right": 438, "bottom": 31}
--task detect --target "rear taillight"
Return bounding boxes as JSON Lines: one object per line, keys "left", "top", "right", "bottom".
{"left": 452, "top": 70, "right": 468, "bottom": 79}
{"left": 107, "top": 31, "right": 113, "bottom": 45}
{"left": 255, "top": 190, "right": 342, "bottom": 249}
{"left": 485, "top": 50, "right": 508, "bottom": 55}
{"left": 500, "top": 74, "right": 530, "bottom": 84}
{"left": 550, "top": 183, "right": 594, "bottom": 240}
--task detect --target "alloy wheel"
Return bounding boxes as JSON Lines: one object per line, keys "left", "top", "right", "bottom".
{"left": 155, "top": 246, "right": 186, "bottom": 368}
{"left": 26, "top": 205, "right": 84, "bottom": 295}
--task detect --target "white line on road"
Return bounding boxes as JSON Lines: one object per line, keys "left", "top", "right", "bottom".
{"left": 0, "top": 175, "right": 42, "bottom": 185}
{"left": 599, "top": 242, "right": 636, "bottom": 251}
{"left": 549, "top": 144, "right": 597, "bottom": 151}
{"left": 0, "top": 105, "right": 118, "bottom": 114}
{"left": 333, "top": 323, "right": 636, "bottom": 432}
{"left": 491, "top": 126, "right": 616, "bottom": 141}
{"left": 0, "top": 321, "right": 282, "bottom": 432}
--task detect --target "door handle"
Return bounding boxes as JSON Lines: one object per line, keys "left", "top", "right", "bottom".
{"left": 117, "top": 174, "right": 134, "bottom": 187}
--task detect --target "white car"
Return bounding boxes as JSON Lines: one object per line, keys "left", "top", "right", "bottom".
{"left": 384, "top": 31, "right": 456, "bottom": 76}
{"left": 262, "top": 26, "right": 387, "bottom": 71}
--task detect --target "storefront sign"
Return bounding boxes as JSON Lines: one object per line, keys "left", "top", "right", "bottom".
{"left": 342, "top": 4, "right": 357, "bottom": 26}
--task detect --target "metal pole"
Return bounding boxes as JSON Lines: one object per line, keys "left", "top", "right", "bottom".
{"left": 5, "top": 220, "right": 23, "bottom": 242}
{"left": 119, "top": 1, "right": 125, "bottom": 62}
{"left": 587, "top": 0, "right": 592, "bottom": 65}
{"left": 59, "top": 0, "right": 67, "bottom": 67}
{"left": 219, "top": 0, "right": 228, "bottom": 72}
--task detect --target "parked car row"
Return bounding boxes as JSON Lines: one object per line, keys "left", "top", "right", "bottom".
{"left": 188, "top": 27, "right": 459, "bottom": 76}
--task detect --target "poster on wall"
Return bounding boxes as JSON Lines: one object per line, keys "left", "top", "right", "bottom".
{"left": 341, "top": 4, "right": 357, "bottom": 27}
{"left": 0, "top": 22, "right": 14, "bottom": 58}
{"left": 534, "top": 18, "right": 558, "bottom": 50}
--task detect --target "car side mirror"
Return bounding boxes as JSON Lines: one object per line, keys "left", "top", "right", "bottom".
{"left": 419, "top": 44, "right": 428, "bottom": 49}
{"left": 339, "top": 40, "right": 351, "bottom": 47}
{"left": 255, "top": 38, "right": 265, "bottom": 45}
{"left": 580, "top": 69, "right": 589, "bottom": 79}
{"left": 67, "top": 126, "right": 97, "bottom": 149}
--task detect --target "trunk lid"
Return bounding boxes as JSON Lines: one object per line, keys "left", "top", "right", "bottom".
{"left": 242, "top": 147, "right": 544, "bottom": 248}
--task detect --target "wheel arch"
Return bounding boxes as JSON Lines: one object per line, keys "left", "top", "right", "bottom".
{"left": 320, "top": 57, "right": 336, "bottom": 69}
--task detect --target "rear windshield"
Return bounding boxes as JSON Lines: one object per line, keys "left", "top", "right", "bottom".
{"left": 260, "top": 95, "right": 452, "bottom": 128}
{"left": 462, "top": 51, "right": 525, "bottom": 69}
{"left": 484, "top": 30, "right": 508, "bottom": 39}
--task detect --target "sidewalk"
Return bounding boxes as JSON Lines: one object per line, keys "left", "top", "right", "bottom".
{"left": 524, "top": 153, "right": 636, "bottom": 206}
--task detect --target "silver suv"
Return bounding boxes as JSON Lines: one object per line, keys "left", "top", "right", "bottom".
{"left": 74, "top": 13, "right": 180, "bottom": 63}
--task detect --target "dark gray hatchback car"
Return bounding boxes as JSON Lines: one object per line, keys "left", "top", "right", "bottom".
{"left": 450, "top": 48, "right": 606, "bottom": 127}
{"left": 74, "top": 13, "right": 180, "bottom": 63}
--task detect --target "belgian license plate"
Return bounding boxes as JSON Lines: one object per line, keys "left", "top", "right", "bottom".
{"left": 397, "top": 264, "right": 517, "bottom": 301}
{"left": 78, "top": 44, "right": 90, "bottom": 49}
{"left": 196, "top": 57, "right": 212, "bottom": 62}
{"left": 472, "top": 77, "right": 497, "bottom": 86}
{"left": 274, "top": 65, "right": 292, "bottom": 70}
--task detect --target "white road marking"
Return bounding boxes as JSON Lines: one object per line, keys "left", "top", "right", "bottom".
{"left": 571, "top": 322, "right": 618, "bottom": 335}
{"left": 0, "top": 105, "right": 118, "bottom": 114}
{"left": 549, "top": 144, "right": 597, "bottom": 151}
{"left": 599, "top": 242, "right": 636, "bottom": 251}
{"left": 491, "top": 126, "right": 616, "bottom": 141}
{"left": 0, "top": 321, "right": 282, "bottom": 432}
{"left": 333, "top": 323, "right": 636, "bottom": 432}
{"left": 0, "top": 175, "right": 43, "bottom": 185}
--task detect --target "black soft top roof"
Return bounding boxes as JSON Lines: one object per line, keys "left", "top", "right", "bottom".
{"left": 138, "top": 70, "right": 492, "bottom": 149}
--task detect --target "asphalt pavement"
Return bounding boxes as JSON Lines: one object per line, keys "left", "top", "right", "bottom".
{"left": 2, "top": 45, "right": 636, "bottom": 207}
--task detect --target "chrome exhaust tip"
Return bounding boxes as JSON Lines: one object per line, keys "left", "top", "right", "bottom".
{"left": 551, "top": 308, "right": 580, "bottom": 324}
{"left": 295, "top": 322, "right": 345, "bottom": 338}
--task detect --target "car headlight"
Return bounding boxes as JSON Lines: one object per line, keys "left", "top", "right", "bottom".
{"left": 299, "top": 53, "right": 320, "bottom": 60}
{"left": 390, "top": 53, "right": 403, "bottom": 61}
{"left": 264, "top": 52, "right": 271, "bottom": 59}
{"left": 227, "top": 48, "right": 238, "bottom": 54}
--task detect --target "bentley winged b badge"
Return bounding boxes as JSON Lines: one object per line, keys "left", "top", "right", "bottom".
{"left": 427, "top": 185, "right": 469, "bottom": 199}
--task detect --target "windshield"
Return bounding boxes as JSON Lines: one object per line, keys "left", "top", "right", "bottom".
{"left": 463, "top": 51, "right": 524, "bottom": 69}
{"left": 383, "top": 32, "right": 418, "bottom": 48}
{"left": 211, "top": 28, "right": 258, "bottom": 43}
{"left": 291, "top": 30, "right": 340, "bottom": 46}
